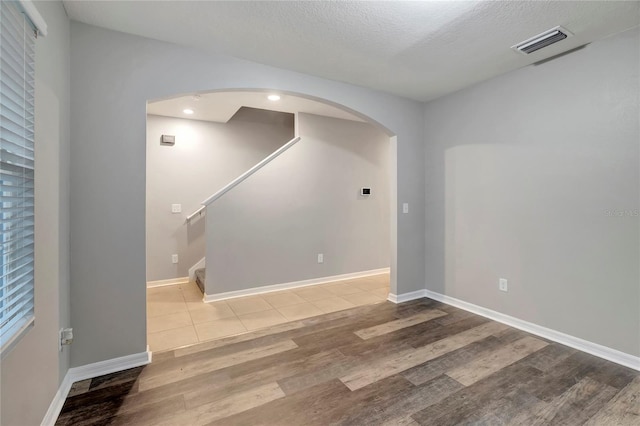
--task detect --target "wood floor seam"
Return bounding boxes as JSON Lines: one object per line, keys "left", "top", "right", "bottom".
{"left": 353, "top": 309, "right": 448, "bottom": 340}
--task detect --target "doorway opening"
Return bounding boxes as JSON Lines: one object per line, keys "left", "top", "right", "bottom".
{"left": 145, "top": 90, "right": 397, "bottom": 352}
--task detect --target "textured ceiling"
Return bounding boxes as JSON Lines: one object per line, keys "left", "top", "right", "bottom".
{"left": 147, "top": 91, "right": 365, "bottom": 123}
{"left": 63, "top": 1, "right": 640, "bottom": 102}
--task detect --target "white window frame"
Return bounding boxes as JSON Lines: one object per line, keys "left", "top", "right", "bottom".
{"left": 0, "top": 0, "right": 45, "bottom": 358}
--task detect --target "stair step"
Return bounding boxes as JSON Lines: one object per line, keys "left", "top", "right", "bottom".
{"left": 194, "top": 268, "right": 205, "bottom": 294}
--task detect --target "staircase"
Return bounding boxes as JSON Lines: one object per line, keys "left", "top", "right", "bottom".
{"left": 194, "top": 268, "right": 205, "bottom": 294}
{"left": 185, "top": 137, "right": 301, "bottom": 296}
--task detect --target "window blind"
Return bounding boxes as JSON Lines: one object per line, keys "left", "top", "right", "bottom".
{"left": 0, "top": 0, "right": 36, "bottom": 353}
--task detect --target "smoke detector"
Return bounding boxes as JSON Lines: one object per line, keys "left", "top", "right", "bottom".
{"left": 512, "top": 26, "right": 573, "bottom": 55}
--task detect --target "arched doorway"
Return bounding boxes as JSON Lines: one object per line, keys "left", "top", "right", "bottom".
{"left": 144, "top": 89, "right": 398, "bottom": 351}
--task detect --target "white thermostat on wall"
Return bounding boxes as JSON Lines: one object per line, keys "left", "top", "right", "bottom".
{"left": 361, "top": 187, "right": 371, "bottom": 196}
{"left": 161, "top": 134, "right": 175, "bottom": 146}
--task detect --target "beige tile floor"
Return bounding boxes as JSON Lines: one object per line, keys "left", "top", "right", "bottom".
{"left": 147, "top": 273, "right": 390, "bottom": 352}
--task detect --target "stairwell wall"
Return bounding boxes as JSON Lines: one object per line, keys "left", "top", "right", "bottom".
{"left": 205, "top": 113, "right": 390, "bottom": 294}
{"left": 146, "top": 109, "right": 293, "bottom": 282}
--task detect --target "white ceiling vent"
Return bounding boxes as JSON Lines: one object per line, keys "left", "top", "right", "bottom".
{"left": 512, "top": 26, "right": 573, "bottom": 55}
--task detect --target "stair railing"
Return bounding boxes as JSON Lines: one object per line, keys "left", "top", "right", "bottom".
{"left": 185, "top": 136, "right": 301, "bottom": 223}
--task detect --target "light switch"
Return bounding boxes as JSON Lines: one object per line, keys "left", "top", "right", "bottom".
{"left": 171, "top": 204, "right": 182, "bottom": 213}
{"left": 402, "top": 203, "right": 409, "bottom": 214}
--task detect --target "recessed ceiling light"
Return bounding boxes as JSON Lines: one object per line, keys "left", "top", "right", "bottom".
{"left": 183, "top": 108, "right": 194, "bottom": 115}
{"left": 267, "top": 94, "right": 281, "bottom": 101}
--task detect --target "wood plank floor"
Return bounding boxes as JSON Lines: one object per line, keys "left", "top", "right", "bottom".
{"left": 56, "top": 298, "right": 640, "bottom": 425}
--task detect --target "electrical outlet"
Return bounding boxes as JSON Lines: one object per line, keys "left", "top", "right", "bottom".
{"left": 499, "top": 278, "right": 508, "bottom": 292}
{"left": 171, "top": 204, "right": 182, "bottom": 213}
{"left": 60, "top": 328, "right": 73, "bottom": 350}
{"left": 317, "top": 253, "right": 324, "bottom": 264}
{"left": 172, "top": 254, "right": 179, "bottom": 264}
{"left": 402, "top": 203, "right": 409, "bottom": 214}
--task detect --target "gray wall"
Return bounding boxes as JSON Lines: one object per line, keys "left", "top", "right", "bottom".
{"left": 206, "top": 113, "right": 390, "bottom": 293}
{"left": 424, "top": 27, "right": 639, "bottom": 356}
{"left": 1, "top": 1, "right": 71, "bottom": 425}
{"left": 146, "top": 110, "right": 293, "bottom": 281}
{"left": 70, "top": 22, "right": 424, "bottom": 367}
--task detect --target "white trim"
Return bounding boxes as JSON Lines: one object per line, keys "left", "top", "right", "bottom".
{"left": 185, "top": 205, "right": 205, "bottom": 223}
{"left": 40, "top": 372, "right": 73, "bottom": 426}
{"left": 202, "top": 137, "right": 301, "bottom": 206}
{"left": 146, "top": 277, "right": 189, "bottom": 288}
{"left": 18, "top": 0, "right": 48, "bottom": 36}
{"left": 65, "top": 348, "right": 152, "bottom": 383}
{"left": 387, "top": 290, "right": 425, "bottom": 304}
{"left": 204, "top": 268, "right": 390, "bottom": 302}
{"left": 188, "top": 258, "right": 206, "bottom": 281}
{"left": 41, "top": 348, "right": 152, "bottom": 426}
{"left": 416, "top": 289, "right": 640, "bottom": 372}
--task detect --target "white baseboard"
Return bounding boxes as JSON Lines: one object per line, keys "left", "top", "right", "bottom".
{"left": 41, "top": 348, "right": 152, "bottom": 426}
{"left": 387, "top": 289, "right": 425, "bottom": 304}
{"left": 146, "top": 277, "right": 189, "bottom": 288}
{"left": 204, "top": 267, "right": 390, "bottom": 302}
{"left": 40, "top": 373, "right": 74, "bottom": 426}
{"left": 389, "top": 288, "right": 640, "bottom": 372}
{"left": 188, "top": 257, "right": 206, "bottom": 281}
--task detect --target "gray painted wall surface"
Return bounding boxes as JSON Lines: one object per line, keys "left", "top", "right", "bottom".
{"left": 70, "top": 22, "right": 424, "bottom": 367}
{"left": 1, "top": 2, "right": 71, "bottom": 425}
{"left": 424, "top": 27, "right": 640, "bottom": 356}
{"left": 146, "top": 110, "right": 293, "bottom": 281}
{"left": 205, "top": 113, "right": 390, "bottom": 293}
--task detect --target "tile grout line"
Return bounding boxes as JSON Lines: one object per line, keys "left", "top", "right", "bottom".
{"left": 148, "top": 277, "right": 390, "bottom": 352}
